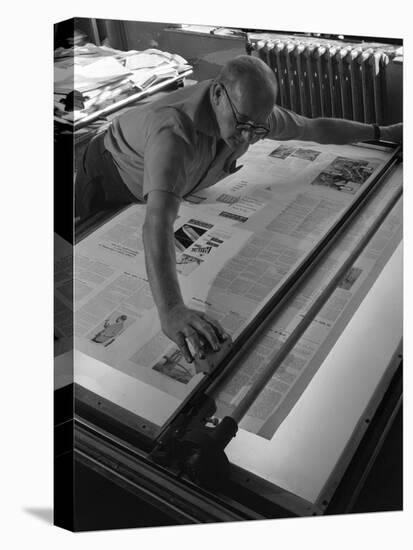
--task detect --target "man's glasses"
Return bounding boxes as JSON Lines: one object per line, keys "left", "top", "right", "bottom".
{"left": 221, "top": 83, "right": 270, "bottom": 139}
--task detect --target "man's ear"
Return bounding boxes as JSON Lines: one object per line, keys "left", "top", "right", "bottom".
{"left": 211, "top": 81, "right": 223, "bottom": 106}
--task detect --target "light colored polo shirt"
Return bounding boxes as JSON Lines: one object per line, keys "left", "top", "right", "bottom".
{"left": 104, "top": 79, "right": 307, "bottom": 201}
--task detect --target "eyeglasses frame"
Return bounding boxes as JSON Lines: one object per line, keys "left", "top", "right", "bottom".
{"left": 220, "top": 82, "right": 270, "bottom": 139}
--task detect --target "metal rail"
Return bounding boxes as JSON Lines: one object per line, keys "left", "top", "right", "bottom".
{"left": 74, "top": 418, "right": 262, "bottom": 522}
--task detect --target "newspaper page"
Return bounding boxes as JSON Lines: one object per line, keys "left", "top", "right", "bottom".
{"left": 75, "top": 208, "right": 252, "bottom": 401}
{"left": 72, "top": 139, "right": 397, "bottom": 428}
{"left": 213, "top": 164, "right": 402, "bottom": 438}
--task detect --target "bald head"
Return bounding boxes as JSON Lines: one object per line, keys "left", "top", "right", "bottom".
{"left": 211, "top": 55, "right": 277, "bottom": 150}
{"left": 217, "top": 55, "right": 278, "bottom": 111}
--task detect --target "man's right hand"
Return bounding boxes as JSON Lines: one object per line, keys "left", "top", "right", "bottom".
{"left": 160, "top": 304, "right": 229, "bottom": 363}
{"left": 143, "top": 190, "right": 230, "bottom": 363}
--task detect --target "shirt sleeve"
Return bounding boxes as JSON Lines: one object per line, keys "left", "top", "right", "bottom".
{"left": 143, "top": 108, "right": 194, "bottom": 200}
{"left": 267, "top": 105, "right": 308, "bottom": 141}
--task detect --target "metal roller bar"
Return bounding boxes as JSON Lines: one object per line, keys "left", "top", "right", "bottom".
{"left": 75, "top": 420, "right": 259, "bottom": 522}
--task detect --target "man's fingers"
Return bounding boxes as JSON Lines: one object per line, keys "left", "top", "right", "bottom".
{"left": 200, "top": 313, "right": 229, "bottom": 342}
{"left": 163, "top": 308, "right": 230, "bottom": 362}
{"left": 176, "top": 333, "right": 193, "bottom": 363}
{"left": 181, "top": 328, "right": 206, "bottom": 360}
{"left": 191, "top": 319, "right": 221, "bottom": 352}
{"left": 187, "top": 333, "right": 206, "bottom": 360}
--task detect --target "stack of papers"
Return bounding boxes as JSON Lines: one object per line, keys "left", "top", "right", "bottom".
{"left": 54, "top": 45, "right": 192, "bottom": 123}
{"left": 55, "top": 57, "right": 132, "bottom": 94}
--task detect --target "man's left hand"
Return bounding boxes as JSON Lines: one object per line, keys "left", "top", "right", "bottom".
{"left": 381, "top": 123, "right": 403, "bottom": 144}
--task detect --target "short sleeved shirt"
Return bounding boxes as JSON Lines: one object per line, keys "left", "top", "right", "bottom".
{"left": 104, "top": 79, "right": 308, "bottom": 201}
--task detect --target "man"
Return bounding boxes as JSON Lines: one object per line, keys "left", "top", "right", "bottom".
{"left": 75, "top": 55, "right": 402, "bottom": 364}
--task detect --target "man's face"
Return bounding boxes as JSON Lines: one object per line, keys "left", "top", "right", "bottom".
{"left": 213, "top": 82, "right": 274, "bottom": 150}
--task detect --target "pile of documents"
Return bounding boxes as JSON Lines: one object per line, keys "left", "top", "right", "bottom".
{"left": 54, "top": 44, "right": 192, "bottom": 123}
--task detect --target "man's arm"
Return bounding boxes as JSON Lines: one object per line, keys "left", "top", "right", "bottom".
{"left": 268, "top": 106, "right": 402, "bottom": 145}
{"left": 143, "top": 190, "right": 228, "bottom": 363}
{"left": 300, "top": 118, "right": 402, "bottom": 145}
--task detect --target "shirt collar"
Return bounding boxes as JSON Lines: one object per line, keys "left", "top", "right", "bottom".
{"left": 189, "top": 80, "right": 220, "bottom": 138}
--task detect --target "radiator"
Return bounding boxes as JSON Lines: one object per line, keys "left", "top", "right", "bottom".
{"left": 248, "top": 35, "right": 402, "bottom": 124}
